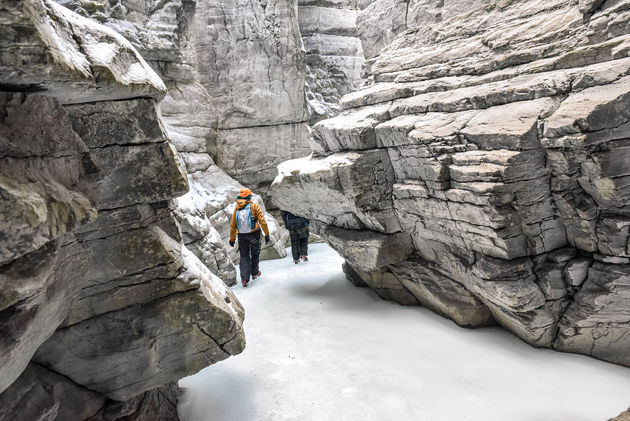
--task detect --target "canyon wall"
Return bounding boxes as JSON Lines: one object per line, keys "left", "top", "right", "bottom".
{"left": 299, "top": 0, "right": 364, "bottom": 123}
{"left": 53, "top": 0, "right": 323, "bottom": 279}
{"left": 271, "top": 0, "right": 630, "bottom": 366}
{"left": 1, "top": 0, "right": 365, "bottom": 417}
{"left": 0, "top": 0, "right": 245, "bottom": 419}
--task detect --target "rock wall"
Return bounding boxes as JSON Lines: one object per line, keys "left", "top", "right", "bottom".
{"left": 612, "top": 407, "right": 630, "bottom": 421}
{"left": 299, "top": 0, "right": 365, "bottom": 123}
{"left": 55, "top": 0, "right": 309, "bottom": 279}
{"left": 356, "top": 0, "right": 491, "bottom": 60}
{"left": 271, "top": 0, "right": 630, "bottom": 367}
{"left": 0, "top": 0, "right": 245, "bottom": 418}
{"left": 189, "top": 0, "right": 312, "bottom": 196}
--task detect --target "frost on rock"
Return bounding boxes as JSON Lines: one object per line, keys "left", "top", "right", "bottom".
{"left": 0, "top": 0, "right": 165, "bottom": 103}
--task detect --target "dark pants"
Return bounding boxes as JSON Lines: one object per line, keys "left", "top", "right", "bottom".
{"left": 289, "top": 229, "right": 309, "bottom": 261}
{"left": 238, "top": 230, "right": 261, "bottom": 280}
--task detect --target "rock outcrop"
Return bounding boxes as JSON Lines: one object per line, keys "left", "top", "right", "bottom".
{"left": 188, "top": 0, "right": 312, "bottom": 196}
{"left": 55, "top": 0, "right": 305, "bottom": 277}
{"left": 271, "top": 0, "right": 630, "bottom": 366}
{"left": 0, "top": 0, "right": 245, "bottom": 418}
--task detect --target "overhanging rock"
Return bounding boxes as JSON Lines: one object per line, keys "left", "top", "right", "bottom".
{"left": 271, "top": 0, "right": 630, "bottom": 366}
{"left": 0, "top": 0, "right": 246, "bottom": 417}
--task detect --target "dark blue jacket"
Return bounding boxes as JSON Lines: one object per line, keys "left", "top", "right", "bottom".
{"left": 281, "top": 211, "right": 309, "bottom": 232}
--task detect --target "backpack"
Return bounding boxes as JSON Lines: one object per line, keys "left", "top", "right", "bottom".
{"left": 236, "top": 203, "right": 256, "bottom": 233}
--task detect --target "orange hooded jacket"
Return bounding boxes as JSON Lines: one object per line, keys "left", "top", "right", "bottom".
{"left": 229, "top": 198, "right": 270, "bottom": 243}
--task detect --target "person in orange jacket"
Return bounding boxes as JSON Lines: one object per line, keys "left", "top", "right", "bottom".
{"left": 229, "top": 188, "right": 270, "bottom": 287}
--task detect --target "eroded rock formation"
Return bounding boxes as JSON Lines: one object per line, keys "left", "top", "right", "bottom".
{"left": 54, "top": 0, "right": 313, "bottom": 278}
{"left": 300, "top": 0, "right": 364, "bottom": 123}
{"left": 0, "top": 0, "right": 244, "bottom": 418}
{"left": 271, "top": 0, "right": 630, "bottom": 366}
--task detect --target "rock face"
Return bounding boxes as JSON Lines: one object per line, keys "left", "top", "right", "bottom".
{"left": 356, "top": 0, "right": 492, "bottom": 60}
{"left": 56, "top": 0, "right": 304, "bottom": 276}
{"left": 299, "top": 0, "right": 365, "bottom": 123}
{"left": 189, "top": 0, "right": 312, "bottom": 195}
{"left": 271, "top": 0, "right": 630, "bottom": 366}
{"left": 0, "top": 0, "right": 245, "bottom": 418}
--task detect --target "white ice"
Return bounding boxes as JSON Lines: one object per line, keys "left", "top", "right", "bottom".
{"left": 178, "top": 243, "right": 630, "bottom": 421}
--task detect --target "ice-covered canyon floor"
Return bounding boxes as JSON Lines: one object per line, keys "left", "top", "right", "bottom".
{"left": 178, "top": 244, "right": 630, "bottom": 421}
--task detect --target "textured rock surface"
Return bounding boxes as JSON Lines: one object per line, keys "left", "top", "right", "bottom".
{"left": 0, "top": 0, "right": 245, "bottom": 418}
{"left": 186, "top": 0, "right": 312, "bottom": 196}
{"left": 56, "top": 0, "right": 302, "bottom": 272}
{"left": 0, "top": 362, "right": 181, "bottom": 421}
{"left": 0, "top": 0, "right": 166, "bottom": 103}
{"left": 299, "top": 0, "right": 365, "bottom": 123}
{"left": 357, "top": 0, "right": 491, "bottom": 59}
{"left": 271, "top": 0, "right": 630, "bottom": 365}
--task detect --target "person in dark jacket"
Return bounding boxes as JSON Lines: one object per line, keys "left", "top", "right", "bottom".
{"left": 281, "top": 210, "right": 309, "bottom": 264}
{"left": 229, "top": 188, "right": 270, "bottom": 287}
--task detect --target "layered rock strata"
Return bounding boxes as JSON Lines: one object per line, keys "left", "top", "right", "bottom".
{"left": 271, "top": 0, "right": 630, "bottom": 366}
{"left": 0, "top": 0, "right": 245, "bottom": 418}
{"left": 189, "top": 0, "right": 312, "bottom": 195}
{"left": 56, "top": 0, "right": 303, "bottom": 276}
{"left": 299, "top": 0, "right": 365, "bottom": 123}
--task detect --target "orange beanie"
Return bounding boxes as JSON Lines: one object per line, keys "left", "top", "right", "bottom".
{"left": 238, "top": 188, "right": 252, "bottom": 198}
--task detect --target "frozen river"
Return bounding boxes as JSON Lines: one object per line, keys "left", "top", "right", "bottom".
{"left": 178, "top": 243, "right": 630, "bottom": 421}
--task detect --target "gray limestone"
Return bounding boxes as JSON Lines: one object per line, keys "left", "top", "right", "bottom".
{"left": 299, "top": 1, "right": 365, "bottom": 123}
{"left": 319, "top": 225, "right": 413, "bottom": 272}
{"left": 271, "top": 0, "right": 630, "bottom": 368}
{"left": 357, "top": 0, "right": 491, "bottom": 59}
{"left": 0, "top": 0, "right": 166, "bottom": 104}
{"left": 0, "top": 0, "right": 246, "bottom": 417}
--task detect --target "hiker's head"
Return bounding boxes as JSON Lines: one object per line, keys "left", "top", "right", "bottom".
{"left": 238, "top": 187, "right": 252, "bottom": 201}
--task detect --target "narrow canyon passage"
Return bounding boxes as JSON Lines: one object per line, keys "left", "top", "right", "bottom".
{"left": 178, "top": 244, "right": 630, "bottom": 421}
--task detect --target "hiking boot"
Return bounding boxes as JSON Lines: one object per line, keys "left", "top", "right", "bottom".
{"left": 241, "top": 279, "right": 249, "bottom": 287}
{"left": 252, "top": 271, "right": 261, "bottom": 280}
{"left": 294, "top": 259, "right": 300, "bottom": 264}
{"left": 300, "top": 255, "right": 308, "bottom": 262}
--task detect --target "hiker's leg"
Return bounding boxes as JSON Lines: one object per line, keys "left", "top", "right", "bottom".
{"left": 289, "top": 231, "right": 300, "bottom": 261}
{"left": 238, "top": 235, "right": 251, "bottom": 280}
{"left": 299, "top": 232, "right": 308, "bottom": 257}
{"left": 250, "top": 231, "right": 261, "bottom": 275}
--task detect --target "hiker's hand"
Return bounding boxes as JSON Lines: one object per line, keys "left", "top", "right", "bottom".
{"left": 265, "top": 235, "right": 270, "bottom": 245}
{"left": 229, "top": 241, "right": 235, "bottom": 247}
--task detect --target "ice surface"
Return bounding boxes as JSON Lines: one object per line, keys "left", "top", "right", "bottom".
{"left": 178, "top": 243, "right": 630, "bottom": 421}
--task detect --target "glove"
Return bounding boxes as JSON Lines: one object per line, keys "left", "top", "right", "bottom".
{"left": 265, "top": 235, "right": 270, "bottom": 245}
{"left": 229, "top": 240, "right": 235, "bottom": 247}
